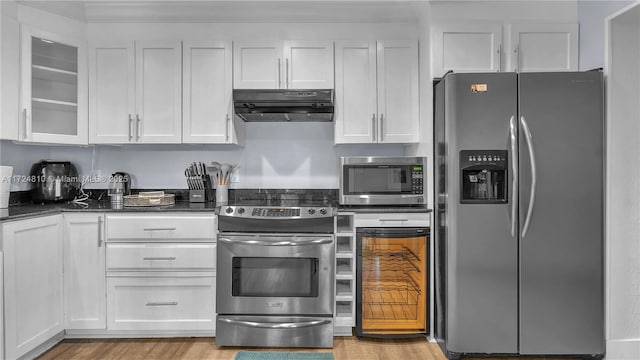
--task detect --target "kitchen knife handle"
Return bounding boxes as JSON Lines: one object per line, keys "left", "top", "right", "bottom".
{"left": 128, "top": 114, "right": 134, "bottom": 142}
{"left": 509, "top": 115, "right": 518, "bottom": 237}
{"left": 136, "top": 114, "right": 141, "bottom": 141}
{"left": 372, "top": 114, "right": 376, "bottom": 141}
{"left": 277, "top": 58, "right": 281, "bottom": 88}
{"left": 520, "top": 115, "right": 536, "bottom": 238}
{"left": 286, "top": 58, "right": 289, "bottom": 88}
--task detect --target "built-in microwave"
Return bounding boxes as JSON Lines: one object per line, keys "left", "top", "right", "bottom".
{"left": 339, "top": 156, "right": 426, "bottom": 206}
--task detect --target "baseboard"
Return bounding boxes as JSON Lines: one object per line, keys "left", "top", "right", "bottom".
{"left": 607, "top": 339, "right": 640, "bottom": 360}
{"left": 64, "top": 330, "right": 215, "bottom": 339}
{"left": 18, "top": 331, "right": 65, "bottom": 360}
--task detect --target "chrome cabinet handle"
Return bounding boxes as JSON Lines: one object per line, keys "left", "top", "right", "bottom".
{"left": 509, "top": 115, "right": 518, "bottom": 237}
{"left": 219, "top": 318, "right": 331, "bottom": 329}
{"left": 514, "top": 43, "right": 520, "bottom": 72}
{"left": 378, "top": 218, "right": 409, "bottom": 222}
{"left": 136, "top": 114, "right": 141, "bottom": 141}
{"left": 226, "top": 113, "right": 230, "bottom": 142}
{"left": 143, "top": 257, "right": 176, "bottom": 261}
{"left": 286, "top": 58, "right": 289, "bottom": 88}
{"left": 146, "top": 302, "right": 178, "bottom": 306}
{"left": 372, "top": 114, "right": 376, "bottom": 141}
{"left": 520, "top": 115, "right": 536, "bottom": 238}
{"left": 23, "top": 108, "right": 29, "bottom": 140}
{"left": 379, "top": 114, "right": 384, "bottom": 142}
{"left": 218, "top": 237, "right": 333, "bottom": 246}
{"left": 97, "top": 216, "right": 104, "bottom": 247}
{"left": 143, "top": 227, "right": 177, "bottom": 232}
{"left": 277, "top": 58, "right": 281, "bottom": 88}
{"left": 128, "top": 114, "right": 134, "bottom": 142}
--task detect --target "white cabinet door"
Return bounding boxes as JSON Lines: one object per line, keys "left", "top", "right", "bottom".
{"left": 284, "top": 40, "right": 334, "bottom": 89}
{"left": 2, "top": 215, "right": 64, "bottom": 360}
{"left": 432, "top": 23, "right": 503, "bottom": 76}
{"left": 377, "top": 40, "right": 419, "bottom": 143}
{"left": 64, "top": 213, "right": 106, "bottom": 330}
{"left": 509, "top": 23, "right": 578, "bottom": 72}
{"left": 89, "top": 41, "right": 136, "bottom": 144}
{"left": 183, "top": 41, "right": 241, "bottom": 144}
{"left": 334, "top": 41, "right": 377, "bottom": 144}
{"left": 136, "top": 41, "right": 182, "bottom": 143}
{"left": 20, "top": 25, "right": 88, "bottom": 145}
{"left": 233, "top": 41, "right": 282, "bottom": 89}
{"left": 1, "top": 12, "right": 20, "bottom": 141}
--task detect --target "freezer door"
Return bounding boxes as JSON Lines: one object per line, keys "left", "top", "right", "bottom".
{"left": 445, "top": 73, "right": 519, "bottom": 354}
{"left": 518, "top": 72, "right": 604, "bottom": 355}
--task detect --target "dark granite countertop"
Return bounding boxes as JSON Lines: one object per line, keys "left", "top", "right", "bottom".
{"left": 0, "top": 200, "right": 217, "bottom": 222}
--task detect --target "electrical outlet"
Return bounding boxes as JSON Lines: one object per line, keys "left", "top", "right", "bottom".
{"left": 230, "top": 172, "right": 240, "bottom": 183}
{"left": 89, "top": 170, "right": 102, "bottom": 184}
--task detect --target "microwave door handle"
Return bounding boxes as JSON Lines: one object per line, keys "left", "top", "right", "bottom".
{"left": 509, "top": 115, "right": 518, "bottom": 237}
{"left": 219, "top": 318, "right": 332, "bottom": 329}
{"left": 218, "top": 237, "right": 333, "bottom": 246}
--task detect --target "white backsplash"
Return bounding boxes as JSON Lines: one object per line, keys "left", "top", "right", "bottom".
{"left": 1, "top": 122, "right": 405, "bottom": 191}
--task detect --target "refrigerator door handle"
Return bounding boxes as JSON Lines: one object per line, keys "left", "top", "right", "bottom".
{"left": 509, "top": 115, "right": 518, "bottom": 237}
{"left": 520, "top": 115, "right": 537, "bottom": 238}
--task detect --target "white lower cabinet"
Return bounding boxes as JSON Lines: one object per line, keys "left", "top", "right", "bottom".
{"left": 64, "top": 213, "right": 106, "bottom": 330}
{"left": 105, "top": 213, "right": 217, "bottom": 334}
{"left": 2, "top": 215, "right": 64, "bottom": 360}
{"left": 107, "top": 276, "right": 216, "bottom": 331}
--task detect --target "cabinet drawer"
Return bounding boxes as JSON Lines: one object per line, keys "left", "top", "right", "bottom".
{"left": 107, "top": 277, "right": 215, "bottom": 331}
{"left": 107, "top": 243, "right": 216, "bottom": 271}
{"left": 354, "top": 213, "right": 430, "bottom": 227}
{"left": 106, "top": 214, "right": 215, "bottom": 240}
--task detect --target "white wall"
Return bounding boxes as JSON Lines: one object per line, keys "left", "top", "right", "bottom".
{"left": 605, "top": 3, "right": 640, "bottom": 359}
{"left": 579, "top": 0, "right": 633, "bottom": 70}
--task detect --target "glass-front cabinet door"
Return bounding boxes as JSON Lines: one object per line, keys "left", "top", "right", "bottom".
{"left": 357, "top": 227, "right": 428, "bottom": 337}
{"left": 20, "top": 25, "right": 87, "bottom": 144}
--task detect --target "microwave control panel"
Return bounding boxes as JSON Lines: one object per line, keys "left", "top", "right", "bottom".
{"left": 411, "top": 166, "right": 424, "bottom": 194}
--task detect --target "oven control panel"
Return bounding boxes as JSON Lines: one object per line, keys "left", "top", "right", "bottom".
{"left": 220, "top": 206, "right": 335, "bottom": 219}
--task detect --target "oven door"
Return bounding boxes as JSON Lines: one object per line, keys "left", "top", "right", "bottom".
{"left": 217, "top": 233, "right": 334, "bottom": 315}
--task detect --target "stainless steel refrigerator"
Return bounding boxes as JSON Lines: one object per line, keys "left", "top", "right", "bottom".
{"left": 433, "top": 71, "right": 604, "bottom": 359}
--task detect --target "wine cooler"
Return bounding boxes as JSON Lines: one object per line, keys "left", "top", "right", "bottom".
{"left": 356, "top": 227, "right": 429, "bottom": 338}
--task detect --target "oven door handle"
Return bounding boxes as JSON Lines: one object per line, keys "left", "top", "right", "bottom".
{"left": 218, "top": 237, "right": 333, "bottom": 246}
{"left": 219, "top": 318, "right": 332, "bottom": 329}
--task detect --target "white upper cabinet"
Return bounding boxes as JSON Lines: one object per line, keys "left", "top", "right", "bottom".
{"left": 1, "top": 11, "right": 20, "bottom": 141}
{"left": 334, "top": 41, "right": 377, "bottom": 143}
{"left": 89, "top": 41, "right": 182, "bottom": 144}
{"left": 283, "top": 40, "right": 334, "bottom": 89}
{"left": 433, "top": 22, "right": 579, "bottom": 76}
{"left": 334, "top": 40, "right": 419, "bottom": 144}
{"left": 508, "top": 23, "right": 578, "bottom": 72}
{"left": 136, "top": 41, "right": 182, "bottom": 143}
{"left": 233, "top": 41, "right": 282, "bottom": 89}
{"left": 233, "top": 40, "right": 334, "bottom": 89}
{"left": 432, "top": 23, "right": 503, "bottom": 77}
{"left": 183, "top": 41, "right": 243, "bottom": 144}
{"left": 89, "top": 41, "right": 135, "bottom": 144}
{"left": 376, "top": 40, "right": 419, "bottom": 143}
{"left": 20, "top": 25, "right": 88, "bottom": 144}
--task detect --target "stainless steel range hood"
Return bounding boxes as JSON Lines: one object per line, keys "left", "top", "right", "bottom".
{"left": 233, "top": 89, "right": 334, "bottom": 122}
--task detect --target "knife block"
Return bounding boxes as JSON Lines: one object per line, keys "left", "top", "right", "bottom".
{"left": 189, "top": 175, "right": 215, "bottom": 203}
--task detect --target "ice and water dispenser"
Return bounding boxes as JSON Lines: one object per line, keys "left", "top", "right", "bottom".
{"left": 460, "top": 150, "right": 508, "bottom": 204}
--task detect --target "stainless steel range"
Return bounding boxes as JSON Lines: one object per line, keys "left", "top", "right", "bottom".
{"left": 216, "top": 200, "right": 335, "bottom": 348}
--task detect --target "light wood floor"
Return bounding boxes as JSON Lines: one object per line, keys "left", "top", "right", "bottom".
{"left": 36, "top": 337, "right": 445, "bottom": 360}
{"left": 36, "top": 337, "right": 574, "bottom": 360}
